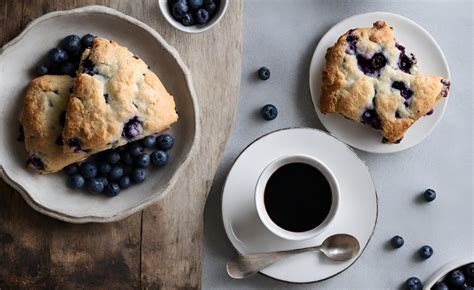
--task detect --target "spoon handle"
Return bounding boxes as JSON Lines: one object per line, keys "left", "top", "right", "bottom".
{"left": 226, "top": 246, "right": 320, "bottom": 279}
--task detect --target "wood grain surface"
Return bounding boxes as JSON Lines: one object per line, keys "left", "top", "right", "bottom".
{"left": 0, "top": 0, "right": 243, "bottom": 288}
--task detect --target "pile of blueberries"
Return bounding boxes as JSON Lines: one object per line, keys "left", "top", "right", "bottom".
{"left": 169, "top": 0, "right": 220, "bottom": 27}
{"left": 65, "top": 134, "right": 174, "bottom": 197}
{"left": 35, "top": 34, "right": 95, "bottom": 77}
{"left": 406, "top": 263, "right": 474, "bottom": 290}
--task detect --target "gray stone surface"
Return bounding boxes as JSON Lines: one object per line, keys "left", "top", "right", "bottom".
{"left": 203, "top": 0, "right": 473, "bottom": 288}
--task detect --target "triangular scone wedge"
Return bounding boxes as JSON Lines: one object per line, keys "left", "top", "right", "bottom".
{"left": 320, "top": 21, "right": 450, "bottom": 143}
{"left": 19, "top": 75, "right": 88, "bottom": 173}
{"left": 63, "top": 37, "right": 178, "bottom": 153}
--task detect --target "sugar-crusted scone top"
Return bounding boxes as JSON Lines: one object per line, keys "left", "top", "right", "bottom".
{"left": 63, "top": 37, "right": 178, "bottom": 153}
{"left": 320, "top": 21, "right": 450, "bottom": 143}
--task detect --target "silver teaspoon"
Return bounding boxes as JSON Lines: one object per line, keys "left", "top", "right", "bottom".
{"left": 226, "top": 234, "right": 360, "bottom": 279}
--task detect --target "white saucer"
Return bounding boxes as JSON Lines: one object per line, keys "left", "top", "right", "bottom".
{"left": 222, "top": 128, "right": 378, "bottom": 283}
{"left": 309, "top": 12, "right": 451, "bottom": 153}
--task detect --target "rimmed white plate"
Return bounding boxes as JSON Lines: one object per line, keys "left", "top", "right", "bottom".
{"left": 309, "top": 12, "right": 451, "bottom": 153}
{"left": 0, "top": 6, "right": 199, "bottom": 223}
{"left": 222, "top": 128, "right": 378, "bottom": 283}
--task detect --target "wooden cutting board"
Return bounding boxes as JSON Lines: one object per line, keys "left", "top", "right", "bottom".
{"left": 0, "top": 0, "right": 243, "bottom": 288}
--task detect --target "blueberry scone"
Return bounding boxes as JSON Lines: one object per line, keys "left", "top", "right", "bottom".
{"left": 320, "top": 21, "right": 450, "bottom": 143}
{"left": 19, "top": 75, "right": 88, "bottom": 173}
{"left": 63, "top": 37, "right": 178, "bottom": 154}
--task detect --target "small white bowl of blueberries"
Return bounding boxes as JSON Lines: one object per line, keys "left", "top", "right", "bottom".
{"left": 159, "top": 0, "right": 227, "bottom": 33}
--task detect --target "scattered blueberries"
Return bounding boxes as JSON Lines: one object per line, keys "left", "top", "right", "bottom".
{"left": 418, "top": 245, "right": 433, "bottom": 259}
{"left": 405, "top": 277, "right": 423, "bottom": 290}
{"left": 261, "top": 104, "right": 278, "bottom": 121}
{"left": 67, "top": 174, "right": 85, "bottom": 189}
{"left": 424, "top": 188, "right": 436, "bottom": 202}
{"left": 169, "top": 0, "right": 219, "bottom": 27}
{"left": 258, "top": 67, "right": 271, "bottom": 80}
{"left": 80, "top": 162, "right": 97, "bottom": 179}
{"left": 104, "top": 183, "right": 121, "bottom": 197}
{"left": 131, "top": 168, "right": 147, "bottom": 183}
{"left": 87, "top": 178, "right": 105, "bottom": 193}
{"left": 157, "top": 134, "right": 174, "bottom": 151}
{"left": 64, "top": 163, "right": 80, "bottom": 175}
{"left": 151, "top": 150, "right": 168, "bottom": 167}
{"left": 390, "top": 235, "right": 404, "bottom": 248}
{"left": 450, "top": 270, "right": 466, "bottom": 287}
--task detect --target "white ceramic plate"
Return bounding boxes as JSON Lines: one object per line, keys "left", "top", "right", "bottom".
{"left": 309, "top": 12, "right": 451, "bottom": 153}
{"left": 222, "top": 128, "right": 378, "bottom": 283}
{"left": 0, "top": 6, "right": 199, "bottom": 223}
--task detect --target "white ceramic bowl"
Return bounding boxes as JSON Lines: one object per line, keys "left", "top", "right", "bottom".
{"left": 158, "top": 0, "right": 228, "bottom": 33}
{"left": 424, "top": 256, "right": 474, "bottom": 289}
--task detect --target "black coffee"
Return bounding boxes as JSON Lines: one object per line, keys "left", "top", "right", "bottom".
{"left": 264, "top": 162, "right": 332, "bottom": 232}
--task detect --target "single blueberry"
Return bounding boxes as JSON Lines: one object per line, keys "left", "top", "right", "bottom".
{"left": 96, "top": 177, "right": 109, "bottom": 187}
{"left": 81, "top": 34, "right": 95, "bottom": 48}
{"left": 142, "top": 135, "right": 157, "bottom": 148}
{"left": 28, "top": 155, "right": 44, "bottom": 170}
{"left": 465, "top": 263, "right": 474, "bottom": 278}
{"left": 98, "top": 161, "right": 112, "bottom": 175}
{"left": 195, "top": 8, "right": 210, "bottom": 24}
{"left": 361, "top": 109, "right": 381, "bottom": 129}
{"left": 450, "top": 270, "right": 466, "bottom": 286}
{"left": 172, "top": 1, "right": 189, "bottom": 20}
{"left": 64, "top": 163, "right": 80, "bottom": 175}
{"left": 82, "top": 58, "right": 96, "bottom": 76}
{"left": 61, "top": 35, "right": 82, "bottom": 53}
{"left": 189, "top": 0, "right": 203, "bottom": 9}
{"left": 261, "top": 104, "right": 278, "bottom": 121}
{"left": 48, "top": 48, "right": 69, "bottom": 63}
{"left": 204, "top": 0, "right": 217, "bottom": 15}
{"left": 426, "top": 109, "right": 434, "bottom": 116}
{"left": 157, "top": 134, "right": 174, "bottom": 151}
{"left": 390, "top": 235, "right": 404, "bottom": 248}
{"left": 120, "top": 151, "right": 134, "bottom": 166}
{"left": 135, "top": 153, "right": 151, "bottom": 168}
{"left": 87, "top": 178, "right": 105, "bottom": 193}
{"left": 80, "top": 162, "right": 97, "bottom": 179}
{"left": 129, "top": 142, "right": 144, "bottom": 157}
{"left": 371, "top": 53, "right": 387, "bottom": 69}
{"left": 151, "top": 150, "right": 168, "bottom": 167}
{"left": 109, "top": 165, "right": 124, "bottom": 180}
{"left": 405, "top": 277, "right": 423, "bottom": 290}
{"left": 105, "top": 151, "right": 121, "bottom": 164}
{"left": 418, "top": 245, "right": 433, "bottom": 259}
{"left": 131, "top": 168, "right": 147, "bottom": 183}
{"left": 119, "top": 176, "right": 132, "bottom": 189}
{"left": 104, "top": 183, "right": 121, "bottom": 197}
{"left": 258, "top": 67, "right": 270, "bottom": 80}
{"left": 61, "top": 62, "right": 76, "bottom": 76}
{"left": 67, "top": 174, "right": 85, "bottom": 189}
{"left": 423, "top": 189, "right": 436, "bottom": 202}
{"left": 36, "top": 64, "right": 49, "bottom": 76}
{"left": 399, "top": 53, "right": 414, "bottom": 73}
{"left": 182, "top": 13, "right": 195, "bottom": 26}
{"left": 122, "top": 116, "right": 143, "bottom": 139}
{"left": 432, "top": 282, "right": 448, "bottom": 290}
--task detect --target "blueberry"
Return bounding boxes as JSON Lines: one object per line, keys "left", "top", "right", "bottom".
{"left": 81, "top": 34, "right": 95, "bottom": 48}
{"left": 135, "top": 153, "right": 151, "bottom": 168}
{"left": 151, "top": 150, "right": 168, "bottom": 167}
{"left": 390, "top": 235, "right": 404, "bottom": 248}
{"left": 418, "top": 245, "right": 433, "bottom": 259}
{"left": 450, "top": 270, "right": 466, "bottom": 286}
{"left": 157, "top": 134, "right": 174, "bottom": 151}
{"left": 356, "top": 52, "right": 387, "bottom": 77}
{"left": 61, "top": 35, "right": 81, "bottom": 53}
{"left": 105, "top": 151, "right": 121, "bottom": 164}
{"left": 405, "top": 277, "right": 423, "bottom": 290}
{"left": 129, "top": 143, "right": 144, "bottom": 157}
{"left": 96, "top": 177, "right": 109, "bottom": 187}
{"left": 261, "top": 104, "right": 278, "bottom": 121}
{"left": 28, "top": 155, "right": 44, "bottom": 170}
{"left": 119, "top": 176, "right": 132, "bottom": 189}
{"left": 120, "top": 151, "right": 134, "bottom": 166}
{"left": 432, "top": 282, "right": 448, "bottom": 290}
{"left": 109, "top": 165, "right": 124, "bottom": 180}
{"left": 142, "top": 135, "right": 157, "bottom": 148}
{"left": 465, "top": 263, "right": 474, "bottom": 278}
{"left": 361, "top": 109, "right": 381, "bottom": 129}
{"left": 182, "top": 13, "right": 195, "bottom": 26}
{"left": 195, "top": 8, "right": 209, "bottom": 24}
{"left": 48, "top": 48, "right": 69, "bottom": 63}
{"left": 189, "top": 0, "right": 203, "bottom": 9}
{"left": 399, "top": 53, "right": 414, "bottom": 73}
{"left": 67, "top": 174, "right": 85, "bottom": 189}
{"left": 423, "top": 189, "right": 436, "bottom": 202}
{"left": 36, "top": 64, "right": 49, "bottom": 76}
{"left": 80, "top": 162, "right": 97, "bottom": 179}
{"left": 104, "top": 183, "right": 121, "bottom": 197}
{"left": 64, "top": 163, "right": 80, "bottom": 175}
{"left": 204, "top": 0, "right": 217, "bottom": 15}
{"left": 122, "top": 116, "right": 143, "bottom": 139}
{"left": 258, "top": 67, "right": 270, "bottom": 80}
{"left": 87, "top": 178, "right": 105, "bottom": 193}
{"left": 131, "top": 168, "right": 147, "bottom": 183}
{"left": 98, "top": 161, "right": 112, "bottom": 175}
{"left": 172, "top": 1, "right": 189, "bottom": 20}
{"left": 60, "top": 62, "right": 76, "bottom": 76}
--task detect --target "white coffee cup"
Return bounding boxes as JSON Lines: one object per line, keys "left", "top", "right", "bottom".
{"left": 255, "top": 154, "right": 340, "bottom": 241}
